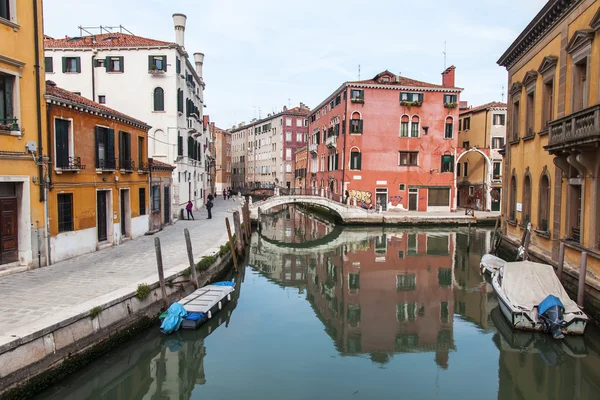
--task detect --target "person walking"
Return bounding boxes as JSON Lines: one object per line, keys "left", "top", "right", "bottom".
{"left": 227, "top": 188, "right": 232, "bottom": 200}
{"left": 206, "top": 198, "right": 213, "bottom": 219}
{"left": 223, "top": 189, "right": 227, "bottom": 200}
{"left": 186, "top": 201, "right": 194, "bottom": 220}
{"left": 344, "top": 190, "right": 350, "bottom": 204}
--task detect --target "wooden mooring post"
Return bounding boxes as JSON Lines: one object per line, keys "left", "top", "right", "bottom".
{"left": 184, "top": 228, "right": 199, "bottom": 289}
{"left": 154, "top": 237, "right": 169, "bottom": 309}
{"left": 233, "top": 211, "right": 243, "bottom": 254}
{"left": 557, "top": 242, "right": 565, "bottom": 281}
{"left": 226, "top": 217, "right": 238, "bottom": 270}
{"left": 466, "top": 222, "right": 471, "bottom": 251}
{"left": 578, "top": 252, "right": 588, "bottom": 308}
{"left": 257, "top": 207, "right": 262, "bottom": 233}
{"left": 490, "top": 215, "right": 500, "bottom": 253}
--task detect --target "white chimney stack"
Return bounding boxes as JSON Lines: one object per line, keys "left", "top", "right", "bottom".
{"left": 173, "top": 13, "right": 187, "bottom": 48}
{"left": 194, "top": 52, "right": 205, "bottom": 78}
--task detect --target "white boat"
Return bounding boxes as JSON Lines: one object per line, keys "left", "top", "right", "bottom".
{"left": 491, "top": 261, "right": 588, "bottom": 336}
{"left": 480, "top": 253, "right": 506, "bottom": 276}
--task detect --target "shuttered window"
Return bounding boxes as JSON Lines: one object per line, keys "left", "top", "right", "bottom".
{"left": 177, "top": 132, "right": 183, "bottom": 156}
{"left": 105, "top": 56, "right": 124, "bottom": 73}
{"left": 177, "top": 89, "right": 184, "bottom": 113}
{"left": 153, "top": 87, "right": 164, "bottom": 111}
{"left": 139, "top": 188, "right": 146, "bottom": 216}
{"left": 0, "top": 72, "right": 15, "bottom": 126}
{"left": 45, "top": 57, "right": 54, "bottom": 73}
{"left": 62, "top": 57, "right": 81, "bottom": 73}
{"left": 148, "top": 55, "right": 167, "bottom": 71}
{"left": 95, "top": 126, "right": 115, "bottom": 169}
{"left": 118, "top": 131, "right": 131, "bottom": 169}
{"left": 350, "top": 151, "right": 361, "bottom": 170}
{"left": 441, "top": 155, "right": 454, "bottom": 173}
{"left": 55, "top": 119, "right": 70, "bottom": 168}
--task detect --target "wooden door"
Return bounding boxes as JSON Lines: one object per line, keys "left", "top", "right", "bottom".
{"left": 163, "top": 186, "right": 170, "bottom": 224}
{"left": 97, "top": 191, "right": 108, "bottom": 242}
{"left": 408, "top": 189, "right": 418, "bottom": 211}
{"left": 0, "top": 198, "right": 18, "bottom": 265}
{"left": 120, "top": 190, "right": 127, "bottom": 236}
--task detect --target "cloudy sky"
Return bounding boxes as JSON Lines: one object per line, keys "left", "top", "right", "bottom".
{"left": 43, "top": 0, "right": 547, "bottom": 128}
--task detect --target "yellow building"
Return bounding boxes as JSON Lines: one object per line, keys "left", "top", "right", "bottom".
{"left": 0, "top": 0, "right": 48, "bottom": 272}
{"left": 498, "top": 0, "right": 600, "bottom": 313}
{"left": 457, "top": 102, "right": 507, "bottom": 211}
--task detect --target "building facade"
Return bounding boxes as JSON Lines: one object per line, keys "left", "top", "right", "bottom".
{"left": 295, "top": 146, "right": 308, "bottom": 190}
{"left": 498, "top": 0, "right": 600, "bottom": 299}
{"left": 308, "top": 69, "right": 462, "bottom": 212}
{"left": 457, "top": 102, "right": 507, "bottom": 211}
{"left": 0, "top": 0, "right": 48, "bottom": 271}
{"left": 212, "top": 123, "right": 231, "bottom": 193}
{"left": 231, "top": 104, "right": 310, "bottom": 189}
{"left": 46, "top": 82, "right": 151, "bottom": 263}
{"left": 43, "top": 13, "right": 207, "bottom": 218}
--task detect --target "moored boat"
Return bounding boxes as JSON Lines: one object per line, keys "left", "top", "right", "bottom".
{"left": 491, "top": 261, "right": 588, "bottom": 337}
{"left": 480, "top": 253, "right": 506, "bottom": 276}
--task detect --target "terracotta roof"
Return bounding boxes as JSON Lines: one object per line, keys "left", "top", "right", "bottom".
{"left": 150, "top": 159, "right": 175, "bottom": 170}
{"left": 348, "top": 70, "right": 454, "bottom": 89}
{"left": 44, "top": 33, "right": 176, "bottom": 49}
{"left": 459, "top": 101, "right": 507, "bottom": 115}
{"left": 45, "top": 82, "right": 150, "bottom": 128}
{"left": 285, "top": 106, "right": 311, "bottom": 115}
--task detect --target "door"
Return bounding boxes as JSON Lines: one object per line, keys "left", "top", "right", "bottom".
{"left": 97, "top": 191, "right": 108, "bottom": 242}
{"left": 120, "top": 189, "right": 128, "bottom": 237}
{"left": 491, "top": 188, "right": 501, "bottom": 212}
{"left": 376, "top": 189, "right": 388, "bottom": 211}
{"left": 408, "top": 188, "right": 418, "bottom": 211}
{"left": 0, "top": 197, "right": 18, "bottom": 265}
{"left": 163, "top": 186, "right": 170, "bottom": 224}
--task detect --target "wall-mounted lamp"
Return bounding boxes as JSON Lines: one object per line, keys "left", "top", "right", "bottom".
{"left": 102, "top": 177, "right": 107, "bottom": 182}
{"left": 423, "top": 126, "right": 429, "bottom": 135}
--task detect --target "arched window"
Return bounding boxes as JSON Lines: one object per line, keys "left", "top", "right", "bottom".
{"left": 153, "top": 87, "right": 165, "bottom": 111}
{"left": 538, "top": 173, "right": 551, "bottom": 232}
{"left": 400, "top": 115, "right": 409, "bottom": 137}
{"left": 350, "top": 147, "right": 361, "bottom": 170}
{"left": 444, "top": 117, "right": 453, "bottom": 139}
{"left": 523, "top": 174, "right": 532, "bottom": 225}
{"left": 509, "top": 175, "right": 517, "bottom": 221}
{"left": 411, "top": 115, "right": 420, "bottom": 137}
{"left": 350, "top": 111, "right": 363, "bottom": 134}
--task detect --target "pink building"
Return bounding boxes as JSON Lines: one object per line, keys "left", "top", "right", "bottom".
{"left": 307, "top": 68, "right": 463, "bottom": 212}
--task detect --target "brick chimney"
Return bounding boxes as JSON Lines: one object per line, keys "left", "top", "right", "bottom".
{"left": 173, "top": 13, "right": 187, "bottom": 48}
{"left": 442, "top": 65, "right": 456, "bottom": 87}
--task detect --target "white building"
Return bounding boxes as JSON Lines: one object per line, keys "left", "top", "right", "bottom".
{"left": 44, "top": 13, "right": 208, "bottom": 217}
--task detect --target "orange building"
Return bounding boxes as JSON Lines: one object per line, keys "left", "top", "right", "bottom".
{"left": 308, "top": 68, "right": 462, "bottom": 211}
{"left": 212, "top": 123, "right": 231, "bottom": 193}
{"left": 45, "top": 82, "right": 151, "bottom": 263}
{"left": 149, "top": 158, "right": 175, "bottom": 232}
{"left": 294, "top": 146, "right": 307, "bottom": 191}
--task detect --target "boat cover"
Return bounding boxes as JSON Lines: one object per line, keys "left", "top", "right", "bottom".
{"left": 538, "top": 294, "right": 564, "bottom": 315}
{"left": 503, "top": 262, "right": 580, "bottom": 314}
{"left": 481, "top": 254, "right": 505, "bottom": 271}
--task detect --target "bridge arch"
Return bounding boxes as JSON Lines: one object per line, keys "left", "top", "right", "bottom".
{"left": 455, "top": 148, "right": 493, "bottom": 211}
{"left": 250, "top": 195, "right": 364, "bottom": 222}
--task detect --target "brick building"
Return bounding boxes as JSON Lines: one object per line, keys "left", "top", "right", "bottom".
{"left": 294, "top": 146, "right": 308, "bottom": 191}
{"left": 308, "top": 68, "right": 462, "bottom": 212}
{"left": 212, "top": 124, "right": 231, "bottom": 193}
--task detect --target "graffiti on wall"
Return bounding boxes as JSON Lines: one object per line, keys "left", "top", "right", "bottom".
{"left": 350, "top": 189, "right": 372, "bottom": 205}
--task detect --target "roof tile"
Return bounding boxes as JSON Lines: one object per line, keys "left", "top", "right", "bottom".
{"left": 44, "top": 32, "right": 176, "bottom": 49}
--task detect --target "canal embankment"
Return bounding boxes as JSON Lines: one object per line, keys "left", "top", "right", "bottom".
{"left": 0, "top": 200, "right": 250, "bottom": 399}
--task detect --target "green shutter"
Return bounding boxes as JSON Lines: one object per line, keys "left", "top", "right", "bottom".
{"left": 45, "top": 57, "right": 53, "bottom": 73}
{"left": 148, "top": 56, "right": 153, "bottom": 70}
{"left": 62, "top": 57, "right": 67, "bottom": 73}
{"left": 162, "top": 56, "right": 167, "bottom": 72}
{"left": 95, "top": 126, "right": 101, "bottom": 168}
{"left": 75, "top": 57, "right": 81, "bottom": 73}
{"left": 104, "top": 57, "right": 110, "bottom": 72}
{"left": 107, "top": 129, "right": 115, "bottom": 167}
{"left": 119, "top": 56, "right": 124, "bottom": 72}
{"left": 359, "top": 120, "right": 363, "bottom": 133}
{"left": 357, "top": 153, "right": 362, "bottom": 170}
{"left": 176, "top": 57, "right": 181, "bottom": 74}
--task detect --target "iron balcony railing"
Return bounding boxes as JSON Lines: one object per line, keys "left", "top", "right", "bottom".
{"left": 0, "top": 117, "right": 19, "bottom": 131}
{"left": 97, "top": 158, "right": 117, "bottom": 170}
{"left": 57, "top": 156, "right": 85, "bottom": 171}
{"left": 138, "top": 162, "right": 149, "bottom": 172}
{"left": 546, "top": 104, "right": 600, "bottom": 152}
{"left": 119, "top": 159, "right": 135, "bottom": 171}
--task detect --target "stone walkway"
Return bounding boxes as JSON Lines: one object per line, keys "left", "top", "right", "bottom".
{"left": 0, "top": 198, "right": 239, "bottom": 337}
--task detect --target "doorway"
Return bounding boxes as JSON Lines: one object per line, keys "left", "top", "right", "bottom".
{"left": 0, "top": 195, "right": 18, "bottom": 265}
{"left": 163, "top": 186, "right": 170, "bottom": 224}
{"left": 491, "top": 188, "right": 501, "bottom": 212}
{"left": 120, "top": 189, "right": 130, "bottom": 238}
{"left": 376, "top": 188, "right": 388, "bottom": 211}
{"left": 97, "top": 191, "right": 108, "bottom": 242}
{"left": 408, "top": 188, "right": 418, "bottom": 211}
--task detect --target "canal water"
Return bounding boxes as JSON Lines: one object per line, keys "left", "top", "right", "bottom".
{"left": 35, "top": 205, "right": 600, "bottom": 400}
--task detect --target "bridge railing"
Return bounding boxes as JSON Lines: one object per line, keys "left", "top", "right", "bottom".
{"left": 275, "top": 187, "right": 351, "bottom": 207}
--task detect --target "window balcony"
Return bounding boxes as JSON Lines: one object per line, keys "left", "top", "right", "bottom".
{"left": 351, "top": 97, "right": 364, "bottom": 104}
{"left": 56, "top": 157, "right": 85, "bottom": 173}
{"left": 148, "top": 68, "right": 166, "bottom": 76}
{"left": 119, "top": 159, "right": 135, "bottom": 172}
{"left": 545, "top": 104, "right": 600, "bottom": 154}
{"left": 326, "top": 135, "right": 337, "bottom": 148}
{"left": 97, "top": 158, "right": 117, "bottom": 172}
{"left": 0, "top": 117, "right": 19, "bottom": 133}
{"left": 309, "top": 143, "right": 318, "bottom": 154}
{"left": 138, "top": 162, "right": 149, "bottom": 173}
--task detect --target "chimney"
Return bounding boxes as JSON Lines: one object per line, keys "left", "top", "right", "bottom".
{"left": 194, "top": 52, "right": 204, "bottom": 79}
{"left": 442, "top": 65, "right": 456, "bottom": 87}
{"left": 173, "top": 13, "right": 187, "bottom": 48}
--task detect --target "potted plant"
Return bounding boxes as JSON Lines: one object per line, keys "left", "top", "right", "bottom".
{"left": 444, "top": 102, "right": 458, "bottom": 109}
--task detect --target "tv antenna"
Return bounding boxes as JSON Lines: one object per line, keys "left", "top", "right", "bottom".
{"left": 358, "top": 64, "right": 361, "bottom": 80}
{"left": 501, "top": 86, "right": 505, "bottom": 102}
{"left": 443, "top": 41, "right": 447, "bottom": 70}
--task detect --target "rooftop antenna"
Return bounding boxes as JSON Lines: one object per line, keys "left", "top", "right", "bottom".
{"left": 259, "top": 107, "right": 261, "bottom": 119}
{"left": 443, "top": 41, "right": 447, "bottom": 70}
{"left": 501, "top": 86, "right": 505, "bottom": 102}
{"left": 358, "top": 64, "right": 361, "bottom": 80}
{"left": 288, "top": 98, "right": 291, "bottom": 108}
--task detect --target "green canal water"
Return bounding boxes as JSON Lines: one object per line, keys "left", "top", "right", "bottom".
{"left": 35, "top": 206, "right": 600, "bottom": 400}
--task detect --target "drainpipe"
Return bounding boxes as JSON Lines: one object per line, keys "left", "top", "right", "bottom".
{"left": 33, "top": 0, "right": 43, "bottom": 202}
{"left": 91, "top": 51, "right": 97, "bottom": 101}
{"left": 45, "top": 103, "right": 53, "bottom": 265}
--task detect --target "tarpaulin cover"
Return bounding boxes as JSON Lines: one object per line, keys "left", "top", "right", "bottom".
{"left": 538, "top": 294, "right": 565, "bottom": 315}
{"left": 212, "top": 281, "right": 235, "bottom": 287}
{"left": 184, "top": 312, "right": 207, "bottom": 321}
{"left": 160, "top": 302, "right": 188, "bottom": 334}
{"left": 503, "top": 262, "right": 580, "bottom": 314}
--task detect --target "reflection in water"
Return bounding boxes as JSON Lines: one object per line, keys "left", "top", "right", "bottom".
{"left": 35, "top": 205, "right": 600, "bottom": 400}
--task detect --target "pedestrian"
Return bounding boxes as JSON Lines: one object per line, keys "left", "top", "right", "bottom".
{"left": 223, "top": 188, "right": 227, "bottom": 200}
{"left": 344, "top": 190, "right": 349, "bottom": 204}
{"left": 227, "top": 188, "right": 232, "bottom": 199}
{"left": 208, "top": 193, "right": 214, "bottom": 201}
{"left": 186, "top": 201, "right": 194, "bottom": 220}
{"left": 206, "top": 198, "right": 213, "bottom": 219}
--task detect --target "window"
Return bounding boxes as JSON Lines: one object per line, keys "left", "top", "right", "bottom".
{"left": 463, "top": 117, "right": 471, "bottom": 130}
{"left": 408, "top": 233, "right": 418, "bottom": 255}
{"left": 98, "top": 95, "right": 106, "bottom": 104}
{"left": 350, "top": 150, "right": 361, "bottom": 170}
{"left": 95, "top": 126, "right": 115, "bottom": 169}
{"left": 469, "top": 186, "right": 474, "bottom": 196}
{"left": 350, "top": 118, "right": 363, "bottom": 134}
{"left": 149, "top": 55, "right": 167, "bottom": 72}
{"left": 138, "top": 136, "right": 144, "bottom": 168}
{"left": 463, "top": 141, "right": 470, "bottom": 149}
{"left": 493, "top": 113, "right": 506, "bottom": 126}
{"left": 411, "top": 116, "right": 419, "bottom": 137}
{"left": 151, "top": 185, "right": 160, "bottom": 212}
{"left": 438, "top": 268, "right": 452, "bottom": 286}
{"left": 573, "top": 57, "right": 588, "bottom": 112}
{"left": 509, "top": 176, "right": 517, "bottom": 221}
{"left": 444, "top": 117, "right": 453, "bottom": 139}
{"left": 286, "top": 148, "right": 291, "bottom": 160}
{"left": 463, "top": 162, "right": 468, "bottom": 177}
{"left": 286, "top": 132, "right": 291, "bottom": 142}
{"left": 440, "top": 302, "right": 449, "bottom": 324}
{"left": 55, "top": 119, "right": 72, "bottom": 169}
{"left": 458, "top": 119, "right": 462, "bottom": 132}
{"left": 95, "top": 59, "right": 105, "bottom": 68}
{"left": 525, "top": 91, "right": 535, "bottom": 136}
{"left": 399, "top": 151, "right": 418, "bottom": 166}
{"left": 397, "top": 274, "right": 416, "bottom": 291}
{"left": 428, "top": 188, "right": 450, "bottom": 207}
{"left": 153, "top": 87, "right": 164, "bottom": 111}
{"left": 493, "top": 161, "right": 501, "bottom": 180}
{"left": 177, "top": 132, "right": 183, "bottom": 156}
{"left": 176, "top": 57, "right": 181, "bottom": 74}
{"left": 400, "top": 115, "right": 409, "bottom": 137}
{"left": 45, "top": 57, "right": 54, "bottom": 73}
{"left": 444, "top": 94, "right": 457, "bottom": 105}
{"left": 119, "top": 131, "right": 132, "bottom": 170}
{"left": 296, "top": 119, "right": 302, "bottom": 127}
{"left": 296, "top": 133, "right": 303, "bottom": 142}
{"left": 286, "top": 118, "right": 292, "bottom": 127}
{"left": 512, "top": 101, "right": 520, "bottom": 141}
{"left": 106, "top": 56, "right": 124, "bottom": 73}
{"left": 0, "top": 0, "right": 11, "bottom": 20}
{"left": 57, "top": 193, "right": 74, "bottom": 233}
{"left": 177, "top": 89, "right": 184, "bottom": 113}
{"left": 399, "top": 184, "right": 406, "bottom": 191}
{"left": 62, "top": 57, "right": 81, "bottom": 73}
{"left": 492, "top": 137, "right": 505, "bottom": 149}
{"left": 441, "top": 155, "right": 454, "bottom": 173}
{"left": 456, "top": 162, "right": 461, "bottom": 177}
{"left": 351, "top": 89, "right": 364, "bottom": 102}
{"left": 139, "top": 188, "right": 146, "bottom": 216}
{"left": 522, "top": 175, "right": 532, "bottom": 225}
{"left": 0, "top": 72, "right": 16, "bottom": 130}
{"left": 400, "top": 92, "right": 424, "bottom": 103}
{"left": 540, "top": 80, "right": 554, "bottom": 129}
{"left": 538, "top": 175, "right": 550, "bottom": 232}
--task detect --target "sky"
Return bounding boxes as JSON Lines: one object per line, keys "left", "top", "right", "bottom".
{"left": 43, "top": 0, "right": 547, "bottom": 129}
